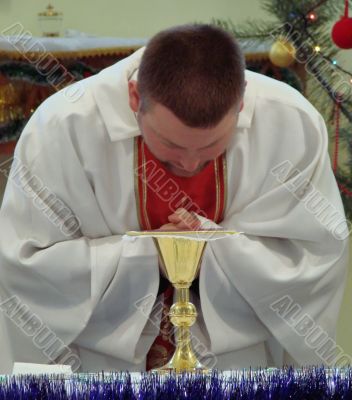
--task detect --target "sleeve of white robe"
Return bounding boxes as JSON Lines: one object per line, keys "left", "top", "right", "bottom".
{"left": 199, "top": 99, "right": 349, "bottom": 366}
{"left": 0, "top": 99, "right": 159, "bottom": 373}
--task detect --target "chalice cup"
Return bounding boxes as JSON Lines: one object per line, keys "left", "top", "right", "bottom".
{"left": 125, "top": 230, "right": 240, "bottom": 373}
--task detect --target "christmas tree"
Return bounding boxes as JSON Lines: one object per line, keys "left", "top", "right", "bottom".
{"left": 215, "top": 0, "right": 352, "bottom": 220}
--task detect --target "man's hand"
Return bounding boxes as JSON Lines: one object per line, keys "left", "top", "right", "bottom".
{"left": 158, "top": 208, "right": 202, "bottom": 231}
{"left": 158, "top": 222, "right": 180, "bottom": 231}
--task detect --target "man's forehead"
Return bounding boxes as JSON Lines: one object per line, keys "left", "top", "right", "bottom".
{"left": 151, "top": 126, "right": 228, "bottom": 150}
{"left": 145, "top": 103, "right": 238, "bottom": 139}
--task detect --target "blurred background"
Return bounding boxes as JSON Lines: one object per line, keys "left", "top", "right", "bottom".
{"left": 0, "top": 0, "right": 351, "bottom": 363}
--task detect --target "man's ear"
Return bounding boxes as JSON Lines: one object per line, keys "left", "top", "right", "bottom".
{"left": 128, "top": 80, "right": 140, "bottom": 113}
{"left": 239, "top": 80, "right": 247, "bottom": 113}
{"left": 239, "top": 100, "right": 244, "bottom": 112}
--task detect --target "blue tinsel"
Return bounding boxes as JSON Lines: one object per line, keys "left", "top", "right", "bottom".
{"left": 0, "top": 366, "right": 351, "bottom": 399}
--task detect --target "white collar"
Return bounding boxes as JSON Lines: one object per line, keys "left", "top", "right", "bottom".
{"left": 92, "top": 47, "right": 256, "bottom": 142}
{"left": 237, "top": 70, "right": 257, "bottom": 129}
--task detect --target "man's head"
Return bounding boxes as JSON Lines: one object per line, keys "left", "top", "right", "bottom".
{"left": 128, "top": 24, "right": 246, "bottom": 177}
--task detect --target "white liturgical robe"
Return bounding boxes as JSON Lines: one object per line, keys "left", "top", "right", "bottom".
{"left": 0, "top": 47, "right": 349, "bottom": 374}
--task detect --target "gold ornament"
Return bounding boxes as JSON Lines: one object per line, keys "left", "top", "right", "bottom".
{"left": 38, "top": 3, "right": 62, "bottom": 17}
{"left": 38, "top": 4, "right": 63, "bottom": 37}
{"left": 269, "top": 38, "right": 296, "bottom": 67}
{"left": 0, "top": 82, "right": 22, "bottom": 124}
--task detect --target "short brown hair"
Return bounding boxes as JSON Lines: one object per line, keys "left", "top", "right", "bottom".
{"left": 137, "top": 24, "right": 245, "bottom": 128}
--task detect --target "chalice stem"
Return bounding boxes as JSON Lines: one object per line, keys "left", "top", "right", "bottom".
{"left": 176, "top": 286, "right": 190, "bottom": 302}
{"left": 174, "top": 286, "right": 197, "bottom": 365}
{"left": 159, "top": 285, "right": 206, "bottom": 372}
{"left": 172, "top": 325, "right": 199, "bottom": 365}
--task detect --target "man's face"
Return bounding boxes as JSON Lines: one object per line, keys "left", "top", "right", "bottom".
{"left": 128, "top": 81, "right": 241, "bottom": 178}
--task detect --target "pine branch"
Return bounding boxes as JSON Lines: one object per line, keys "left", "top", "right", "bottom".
{"left": 215, "top": 0, "right": 352, "bottom": 217}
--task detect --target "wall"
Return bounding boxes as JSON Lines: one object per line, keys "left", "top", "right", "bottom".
{"left": 1, "top": 0, "right": 349, "bottom": 67}
{"left": 0, "top": 0, "right": 271, "bottom": 38}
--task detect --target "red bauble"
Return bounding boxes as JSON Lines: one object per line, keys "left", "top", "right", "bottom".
{"left": 332, "top": 16, "right": 352, "bottom": 49}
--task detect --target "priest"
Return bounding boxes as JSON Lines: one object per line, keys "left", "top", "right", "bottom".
{"left": 0, "top": 24, "right": 348, "bottom": 373}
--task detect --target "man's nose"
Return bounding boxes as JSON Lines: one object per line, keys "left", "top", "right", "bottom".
{"left": 179, "top": 157, "right": 201, "bottom": 172}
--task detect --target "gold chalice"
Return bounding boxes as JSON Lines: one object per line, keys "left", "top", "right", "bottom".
{"left": 125, "top": 230, "right": 240, "bottom": 373}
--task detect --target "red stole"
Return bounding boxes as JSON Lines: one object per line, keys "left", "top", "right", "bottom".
{"left": 134, "top": 136, "right": 227, "bottom": 229}
{"left": 134, "top": 135, "right": 227, "bottom": 370}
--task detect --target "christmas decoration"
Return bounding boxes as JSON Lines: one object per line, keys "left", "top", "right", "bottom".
{"left": 269, "top": 38, "right": 296, "bottom": 67}
{"left": 332, "top": 0, "right": 352, "bottom": 49}
{"left": 308, "top": 12, "right": 318, "bottom": 21}
{"left": 0, "top": 367, "right": 351, "bottom": 399}
{"left": 0, "top": 61, "right": 99, "bottom": 143}
{"left": 214, "top": 0, "right": 352, "bottom": 220}
{"left": 0, "top": 81, "right": 23, "bottom": 127}
{"left": 38, "top": 3, "right": 63, "bottom": 37}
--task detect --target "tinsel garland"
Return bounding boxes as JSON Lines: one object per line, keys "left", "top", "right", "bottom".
{"left": 0, "top": 119, "right": 26, "bottom": 143}
{"left": 0, "top": 61, "right": 99, "bottom": 143}
{"left": 0, "top": 61, "right": 99, "bottom": 86}
{"left": 0, "top": 367, "right": 352, "bottom": 399}
{"left": 246, "top": 60, "right": 303, "bottom": 93}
